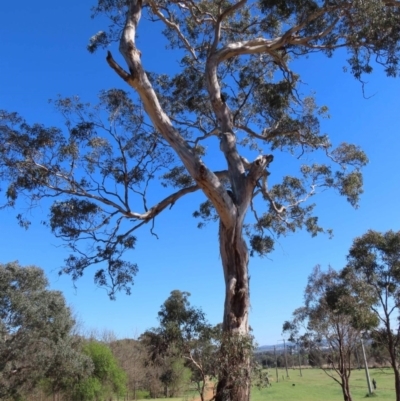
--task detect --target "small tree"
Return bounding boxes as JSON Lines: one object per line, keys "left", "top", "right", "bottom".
{"left": 141, "top": 290, "right": 215, "bottom": 400}
{"left": 0, "top": 261, "right": 92, "bottom": 400}
{"left": 284, "top": 265, "right": 378, "bottom": 401}
{"left": 186, "top": 324, "right": 221, "bottom": 401}
{"left": 72, "top": 341, "right": 127, "bottom": 401}
{"left": 160, "top": 356, "right": 192, "bottom": 397}
{"left": 344, "top": 229, "right": 400, "bottom": 400}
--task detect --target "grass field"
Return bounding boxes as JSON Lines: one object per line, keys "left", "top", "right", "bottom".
{"left": 140, "top": 367, "right": 396, "bottom": 401}
{"left": 130, "top": 368, "right": 396, "bottom": 401}
{"left": 251, "top": 367, "right": 396, "bottom": 401}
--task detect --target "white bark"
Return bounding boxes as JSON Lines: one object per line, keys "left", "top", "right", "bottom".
{"left": 106, "top": 2, "right": 275, "bottom": 400}
{"left": 107, "top": 0, "right": 237, "bottom": 230}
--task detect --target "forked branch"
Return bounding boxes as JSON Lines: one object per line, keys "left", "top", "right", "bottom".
{"left": 108, "top": 0, "right": 237, "bottom": 229}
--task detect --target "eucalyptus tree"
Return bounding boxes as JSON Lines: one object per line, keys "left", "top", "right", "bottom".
{"left": 141, "top": 291, "right": 209, "bottom": 355}
{"left": 1, "top": 0, "right": 400, "bottom": 399}
{"left": 140, "top": 291, "right": 214, "bottom": 399}
{"left": 283, "top": 265, "right": 378, "bottom": 401}
{"left": 343, "top": 230, "right": 400, "bottom": 401}
{"left": 0, "top": 262, "right": 92, "bottom": 400}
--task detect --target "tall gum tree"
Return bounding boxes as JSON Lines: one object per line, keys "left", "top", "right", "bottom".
{"left": 1, "top": 0, "right": 400, "bottom": 400}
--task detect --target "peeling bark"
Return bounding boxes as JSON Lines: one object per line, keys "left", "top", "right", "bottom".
{"left": 216, "top": 220, "right": 251, "bottom": 401}
{"left": 108, "top": 1, "right": 236, "bottom": 230}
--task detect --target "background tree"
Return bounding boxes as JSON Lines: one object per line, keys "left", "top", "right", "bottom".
{"left": 157, "top": 290, "right": 208, "bottom": 348}
{"left": 344, "top": 229, "right": 400, "bottom": 400}
{"left": 141, "top": 290, "right": 214, "bottom": 399}
{"left": 72, "top": 341, "right": 127, "bottom": 401}
{"left": 0, "top": 261, "right": 92, "bottom": 401}
{"left": 2, "top": 1, "right": 400, "bottom": 399}
{"left": 307, "top": 348, "right": 323, "bottom": 368}
{"left": 368, "top": 329, "right": 391, "bottom": 366}
{"left": 186, "top": 324, "right": 221, "bottom": 401}
{"left": 159, "top": 356, "right": 192, "bottom": 398}
{"left": 108, "top": 338, "right": 147, "bottom": 400}
{"left": 40, "top": 334, "right": 94, "bottom": 401}
{"left": 140, "top": 290, "right": 210, "bottom": 357}
{"left": 284, "top": 265, "right": 378, "bottom": 401}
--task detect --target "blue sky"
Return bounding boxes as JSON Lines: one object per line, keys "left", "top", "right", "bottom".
{"left": 1, "top": 0, "right": 399, "bottom": 346}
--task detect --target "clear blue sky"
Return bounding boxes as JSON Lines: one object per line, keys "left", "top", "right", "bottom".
{"left": 0, "top": 0, "right": 399, "bottom": 346}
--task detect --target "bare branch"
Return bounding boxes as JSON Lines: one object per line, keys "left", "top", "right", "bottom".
{"left": 236, "top": 123, "right": 301, "bottom": 142}
{"left": 192, "top": 127, "right": 220, "bottom": 147}
{"left": 106, "top": 51, "right": 135, "bottom": 86}
{"left": 147, "top": 0, "right": 198, "bottom": 60}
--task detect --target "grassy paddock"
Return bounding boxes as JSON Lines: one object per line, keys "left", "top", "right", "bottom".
{"left": 123, "top": 368, "right": 396, "bottom": 400}
{"left": 135, "top": 387, "right": 200, "bottom": 401}
{"left": 251, "top": 367, "right": 396, "bottom": 401}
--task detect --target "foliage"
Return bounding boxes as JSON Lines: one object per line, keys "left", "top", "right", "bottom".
{"left": 71, "top": 341, "right": 127, "bottom": 401}
{"left": 141, "top": 290, "right": 211, "bottom": 357}
{"left": 214, "top": 331, "right": 256, "bottom": 399}
{"left": 40, "top": 335, "right": 94, "bottom": 398}
{"left": 71, "top": 377, "right": 103, "bottom": 401}
{"left": 0, "top": 261, "right": 92, "bottom": 400}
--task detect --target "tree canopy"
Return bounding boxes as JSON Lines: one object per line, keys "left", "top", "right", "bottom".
{"left": 4, "top": 0, "right": 395, "bottom": 295}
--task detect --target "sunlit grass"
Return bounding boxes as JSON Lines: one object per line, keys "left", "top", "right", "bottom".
{"left": 251, "top": 367, "right": 396, "bottom": 401}
{"left": 120, "top": 368, "right": 396, "bottom": 400}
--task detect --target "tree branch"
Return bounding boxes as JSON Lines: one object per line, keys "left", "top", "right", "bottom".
{"left": 211, "top": 0, "right": 248, "bottom": 53}
{"left": 106, "top": 51, "right": 135, "bottom": 85}
{"left": 108, "top": 0, "right": 237, "bottom": 229}
{"left": 147, "top": 0, "right": 198, "bottom": 60}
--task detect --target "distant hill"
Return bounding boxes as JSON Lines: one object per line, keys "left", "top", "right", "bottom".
{"left": 255, "top": 342, "right": 295, "bottom": 353}
{"left": 256, "top": 340, "right": 333, "bottom": 353}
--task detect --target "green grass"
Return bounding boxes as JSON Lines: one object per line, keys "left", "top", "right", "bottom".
{"left": 127, "top": 396, "right": 190, "bottom": 401}
{"left": 129, "top": 368, "right": 396, "bottom": 401}
{"left": 133, "top": 386, "right": 199, "bottom": 400}
{"left": 251, "top": 367, "right": 396, "bottom": 401}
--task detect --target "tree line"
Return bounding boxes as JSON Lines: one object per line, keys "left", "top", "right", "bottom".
{"left": 0, "top": 263, "right": 230, "bottom": 401}
{"left": 255, "top": 339, "right": 390, "bottom": 371}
